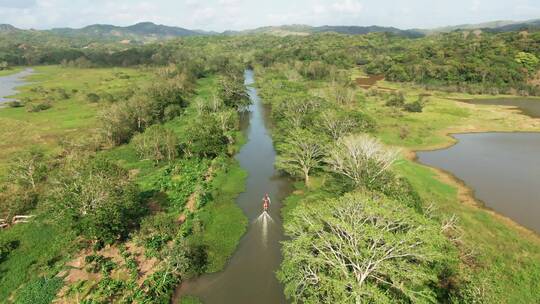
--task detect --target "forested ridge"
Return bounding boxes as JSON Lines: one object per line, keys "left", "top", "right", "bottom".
{"left": 0, "top": 26, "right": 539, "bottom": 303}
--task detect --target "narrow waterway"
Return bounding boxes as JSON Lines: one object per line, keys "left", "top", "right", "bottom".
{"left": 177, "top": 70, "right": 292, "bottom": 303}
{"left": 0, "top": 68, "right": 33, "bottom": 104}
{"left": 417, "top": 132, "right": 540, "bottom": 233}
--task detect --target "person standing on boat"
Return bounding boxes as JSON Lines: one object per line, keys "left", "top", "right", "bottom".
{"left": 263, "top": 193, "right": 271, "bottom": 212}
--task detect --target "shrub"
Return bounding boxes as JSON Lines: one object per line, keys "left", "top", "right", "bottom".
{"left": 15, "top": 277, "right": 63, "bottom": 304}
{"left": 404, "top": 100, "right": 424, "bottom": 112}
{"left": 49, "top": 157, "right": 146, "bottom": 243}
{"left": 132, "top": 125, "right": 178, "bottom": 164}
{"left": 25, "top": 102, "right": 52, "bottom": 113}
{"left": 7, "top": 100, "right": 24, "bottom": 108}
{"left": 87, "top": 92, "right": 100, "bottom": 103}
{"left": 0, "top": 240, "right": 18, "bottom": 263}
{"left": 385, "top": 91, "right": 405, "bottom": 107}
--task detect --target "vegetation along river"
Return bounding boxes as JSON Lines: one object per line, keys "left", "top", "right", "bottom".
{"left": 177, "top": 70, "right": 292, "bottom": 303}
{"left": 0, "top": 68, "right": 33, "bottom": 104}
{"left": 418, "top": 98, "right": 540, "bottom": 234}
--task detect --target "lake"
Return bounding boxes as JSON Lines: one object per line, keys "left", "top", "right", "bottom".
{"left": 418, "top": 131, "right": 540, "bottom": 233}
{"left": 0, "top": 68, "right": 33, "bottom": 105}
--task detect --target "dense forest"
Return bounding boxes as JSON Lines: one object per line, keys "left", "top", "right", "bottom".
{"left": 0, "top": 24, "right": 539, "bottom": 303}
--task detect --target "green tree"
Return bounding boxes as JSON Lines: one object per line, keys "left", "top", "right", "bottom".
{"left": 49, "top": 157, "right": 145, "bottom": 243}
{"left": 132, "top": 125, "right": 178, "bottom": 164}
{"left": 181, "top": 116, "right": 228, "bottom": 158}
{"left": 278, "top": 192, "right": 457, "bottom": 303}
{"left": 515, "top": 51, "right": 539, "bottom": 73}
{"left": 276, "top": 129, "right": 324, "bottom": 185}
{"left": 218, "top": 75, "right": 250, "bottom": 110}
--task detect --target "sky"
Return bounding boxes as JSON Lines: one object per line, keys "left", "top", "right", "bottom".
{"left": 0, "top": 0, "right": 539, "bottom": 31}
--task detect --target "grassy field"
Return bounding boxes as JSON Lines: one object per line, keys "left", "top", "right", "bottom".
{"left": 0, "top": 222, "right": 75, "bottom": 301}
{"left": 0, "top": 67, "right": 24, "bottom": 77}
{"left": 0, "top": 65, "right": 150, "bottom": 177}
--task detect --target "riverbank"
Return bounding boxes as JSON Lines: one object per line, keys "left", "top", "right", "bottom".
{"left": 373, "top": 88, "right": 540, "bottom": 302}
{"left": 0, "top": 67, "right": 24, "bottom": 77}
{"left": 256, "top": 65, "right": 540, "bottom": 302}
{"left": 176, "top": 69, "right": 292, "bottom": 304}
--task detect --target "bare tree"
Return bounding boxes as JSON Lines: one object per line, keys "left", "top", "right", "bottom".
{"left": 213, "top": 109, "right": 237, "bottom": 143}
{"left": 7, "top": 149, "right": 47, "bottom": 189}
{"left": 209, "top": 94, "right": 224, "bottom": 112}
{"left": 319, "top": 110, "right": 357, "bottom": 140}
{"left": 194, "top": 97, "right": 208, "bottom": 115}
{"left": 326, "top": 134, "right": 400, "bottom": 186}
{"left": 276, "top": 129, "right": 324, "bottom": 185}
{"left": 280, "top": 98, "right": 321, "bottom": 128}
{"left": 330, "top": 81, "right": 357, "bottom": 105}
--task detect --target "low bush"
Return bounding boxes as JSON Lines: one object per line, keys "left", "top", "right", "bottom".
{"left": 14, "top": 277, "right": 63, "bottom": 304}
{"left": 26, "top": 102, "right": 52, "bottom": 113}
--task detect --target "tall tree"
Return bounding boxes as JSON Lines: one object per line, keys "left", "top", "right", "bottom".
{"left": 278, "top": 192, "right": 455, "bottom": 303}
{"left": 326, "top": 134, "right": 399, "bottom": 186}
{"left": 276, "top": 129, "right": 324, "bottom": 185}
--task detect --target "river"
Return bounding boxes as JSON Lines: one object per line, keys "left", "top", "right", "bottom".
{"left": 176, "top": 70, "right": 292, "bottom": 303}
{"left": 0, "top": 68, "right": 33, "bottom": 105}
{"left": 418, "top": 98, "right": 540, "bottom": 234}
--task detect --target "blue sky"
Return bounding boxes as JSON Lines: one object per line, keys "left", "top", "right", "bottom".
{"left": 0, "top": 0, "right": 539, "bottom": 31}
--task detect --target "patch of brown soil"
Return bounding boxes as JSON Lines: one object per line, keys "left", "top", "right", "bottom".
{"left": 356, "top": 74, "right": 384, "bottom": 89}
{"left": 125, "top": 241, "right": 158, "bottom": 285}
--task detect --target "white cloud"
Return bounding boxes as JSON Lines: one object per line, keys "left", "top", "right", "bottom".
{"left": 0, "top": 0, "right": 538, "bottom": 31}
{"left": 0, "top": 0, "right": 36, "bottom": 8}
{"left": 470, "top": 0, "right": 481, "bottom": 12}
{"left": 332, "top": 0, "right": 363, "bottom": 14}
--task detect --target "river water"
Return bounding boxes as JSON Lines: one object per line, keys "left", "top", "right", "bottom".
{"left": 0, "top": 68, "right": 33, "bottom": 104}
{"left": 176, "top": 70, "right": 292, "bottom": 303}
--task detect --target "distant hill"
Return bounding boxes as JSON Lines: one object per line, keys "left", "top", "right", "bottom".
{"left": 49, "top": 22, "right": 214, "bottom": 42}
{"left": 0, "top": 24, "right": 19, "bottom": 32}
{"left": 2, "top": 18, "right": 540, "bottom": 44}
{"left": 486, "top": 19, "right": 540, "bottom": 32}
{"left": 225, "top": 24, "right": 423, "bottom": 37}
{"left": 417, "top": 18, "right": 540, "bottom": 34}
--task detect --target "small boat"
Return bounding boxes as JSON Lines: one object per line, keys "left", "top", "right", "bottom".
{"left": 263, "top": 193, "right": 271, "bottom": 212}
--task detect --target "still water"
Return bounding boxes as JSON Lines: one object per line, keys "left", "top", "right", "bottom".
{"left": 418, "top": 132, "right": 540, "bottom": 233}
{"left": 0, "top": 68, "right": 33, "bottom": 104}
{"left": 176, "top": 70, "right": 292, "bottom": 303}
{"left": 460, "top": 97, "right": 540, "bottom": 118}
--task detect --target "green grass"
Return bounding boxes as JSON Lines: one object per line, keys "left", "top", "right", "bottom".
{"left": 0, "top": 65, "right": 150, "bottom": 176}
{"left": 0, "top": 67, "right": 24, "bottom": 76}
{"left": 198, "top": 162, "right": 248, "bottom": 273}
{"left": 0, "top": 222, "right": 75, "bottom": 302}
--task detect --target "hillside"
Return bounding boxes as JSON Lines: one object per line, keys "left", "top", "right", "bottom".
{"left": 49, "top": 22, "right": 213, "bottom": 42}
{"left": 225, "top": 24, "right": 423, "bottom": 37}
{"left": 418, "top": 18, "right": 540, "bottom": 34}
